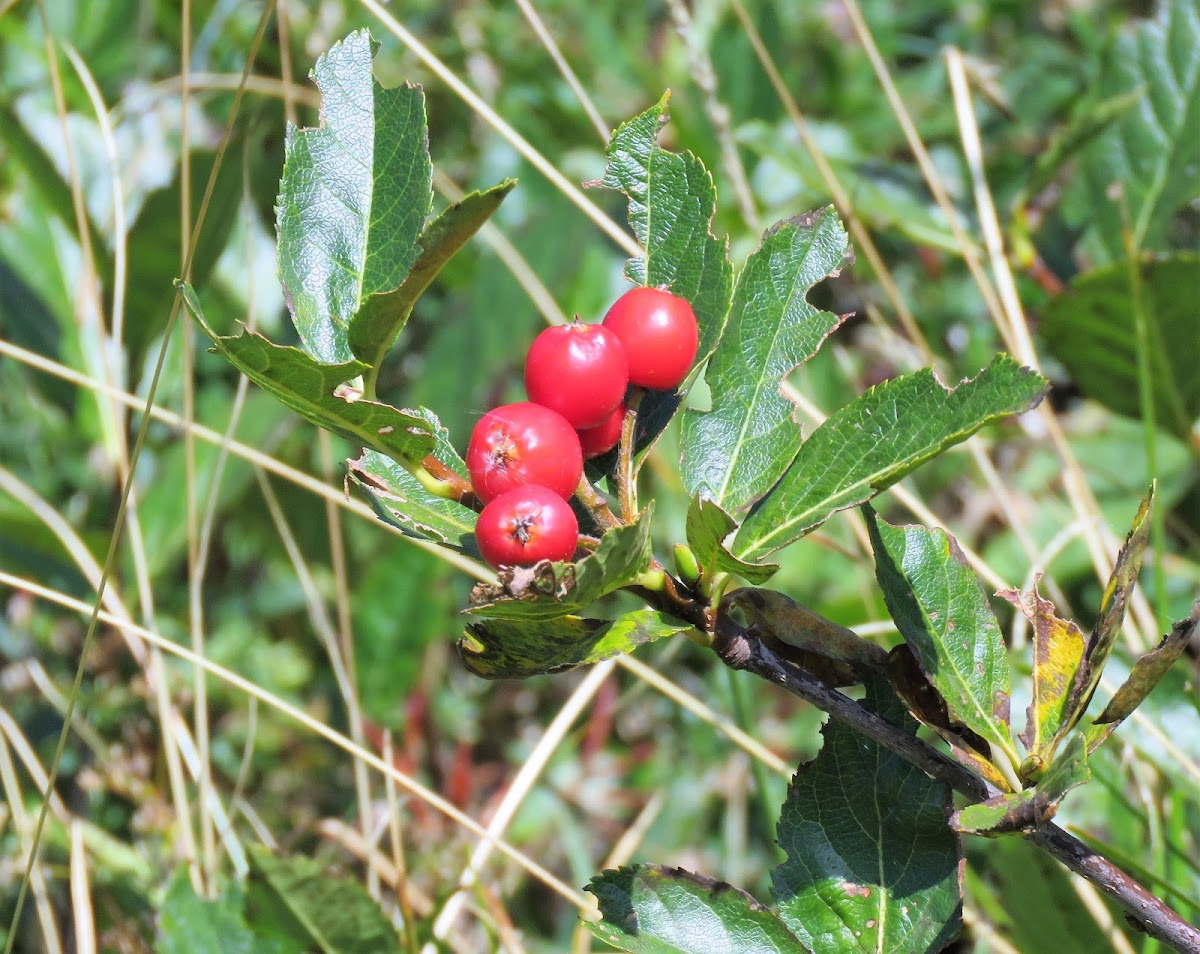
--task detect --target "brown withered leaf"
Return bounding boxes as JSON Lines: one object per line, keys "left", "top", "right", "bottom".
{"left": 1086, "top": 600, "right": 1198, "bottom": 753}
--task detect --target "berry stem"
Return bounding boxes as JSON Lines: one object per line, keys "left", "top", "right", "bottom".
{"left": 617, "top": 389, "right": 643, "bottom": 520}
{"left": 406, "top": 455, "right": 476, "bottom": 504}
{"left": 574, "top": 475, "right": 622, "bottom": 531}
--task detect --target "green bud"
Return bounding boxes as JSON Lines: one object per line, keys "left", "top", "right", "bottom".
{"left": 673, "top": 543, "right": 701, "bottom": 584}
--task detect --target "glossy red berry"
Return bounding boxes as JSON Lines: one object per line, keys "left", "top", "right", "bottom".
{"left": 466, "top": 402, "right": 582, "bottom": 503}
{"left": 576, "top": 403, "right": 626, "bottom": 459}
{"left": 475, "top": 485, "right": 579, "bottom": 568}
{"left": 602, "top": 286, "right": 699, "bottom": 390}
{"left": 524, "top": 320, "right": 629, "bottom": 429}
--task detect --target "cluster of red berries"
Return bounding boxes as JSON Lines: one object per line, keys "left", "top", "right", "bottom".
{"left": 467, "top": 287, "right": 699, "bottom": 569}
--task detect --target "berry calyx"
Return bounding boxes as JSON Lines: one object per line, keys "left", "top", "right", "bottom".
{"left": 475, "top": 485, "right": 579, "bottom": 568}
{"left": 524, "top": 320, "right": 629, "bottom": 429}
{"left": 576, "top": 403, "right": 626, "bottom": 459}
{"left": 466, "top": 402, "right": 583, "bottom": 503}
{"left": 602, "top": 286, "right": 699, "bottom": 390}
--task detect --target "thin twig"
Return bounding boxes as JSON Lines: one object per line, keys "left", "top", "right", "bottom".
{"left": 710, "top": 616, "right": 1200, "bottom": 952}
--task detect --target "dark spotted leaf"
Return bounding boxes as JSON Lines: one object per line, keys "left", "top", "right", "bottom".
{"left": 772, "top": 677, "right": 962, "bottom": 954}
{"left": 997, "top": 580, "right": 1086, "bottom": 762}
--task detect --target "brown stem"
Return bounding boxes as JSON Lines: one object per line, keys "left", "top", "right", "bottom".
{"left": 420, "top": 455, "right": 477, "bottom": 506}
{"left": 617, "top": 389, "right": 644, "bottom": 520}
{"left": 575, "top": 475, "right": 622, "bottom": 531}
{"left": 708, "top": 616, "right": 1200, "bottom": 953}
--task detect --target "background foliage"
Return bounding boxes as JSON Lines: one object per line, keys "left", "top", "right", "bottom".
{"left": 0, "top": 0, "right": 1196, "bottom": 951}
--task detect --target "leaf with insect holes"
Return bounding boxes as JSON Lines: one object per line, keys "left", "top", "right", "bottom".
{"left": 244, "top": 845, "right": 401, "bottom": 953}
{"left": 952, "top": 733, "right": 1090, "bottom": 837}
{"left": 459, "top": 609, "right": 691, "bottom": 680}
{"left": 1086, "top": 601, "right": 1197, "bottom": 753}
{"left": 276, "top": 29, "right": 431, "bottom": 364}
{"left": 593, "top": 92, "right": 733, "bottom": 465}
{"left": 586, "top": 865, "right": 806, "bottom": 954}
{"left": 180, "top": 283, "right": 435, "bottom": 464}
{"left": 466, "top": 506, "right": 654, "bottom": 621}
{"left": 772, "top": 676, "right": 962, "bottom": 954}
{"left": 1060, "top": 488, "right": 1154, "bottom": 736}
{"left": 685, "top": 495, "right": 778, "bottom": 585}
{"left": 348, "top": 179, "right": 515, "bottom": 369}
{"left": 735, "top": 355, "right": 1048, "bottom": 560}
{"left": 865, "top": 508, "right": 1016, "bottom": 764}
{"left": 681, "top": 209, "right": 850, "bottom": 515}
{"left": 997, "top": 580, "right": 1086, "bottom": 762}
{"left": 1065, "top": 0, "right": 1200, "bottom": 262}
{"left": 1041, "top": 254, "right": 1200, "bottom": 440}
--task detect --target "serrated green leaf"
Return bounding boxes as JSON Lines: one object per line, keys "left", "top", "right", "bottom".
{"left": 1023, "top": 88, "right": 1144, "bottom": 201}
{"left": 244, "top": 845, "right": 402, "bottom": 954}
{"left": 466, "top": 506, "right": 655, "bottom": 620}
{"left": 1062, "top": 488, "right": 1154, "bottom": 735}
{"left": 586, "top": 864, "right": 805, "bottom": 954}
{"left": 459, "top": 609, "right": 690, "bottom": 679}
{"left": 1086, "top": 601, "right": 1197, "bottom": 752}
{"left": 681, "top": 209, "right": 850, "bottom": 514}
{"left": 181, "top": 282, "right": 435, "bottom": 464}
{"left": 1069, "top": 0, "right": 1200, "bottom": 261}
{"left": 736, "top": 355, "right": 1048, "bottom": 559}
{"left": 865, "top": 508, "right": 1016, "bottom": 762}
{"left": 158, "top": 869, "right": 264, "bottom": 954}
{"left": 597, "top": 93, "right": 733, "bottom": 460}
{"left": 772, "top": 677, "right": 962, "bottom": 954}
{"left": 346, "top": 442, "right": 476, "bottom": 551}
{"left": 685, "top": 495, "right": 778, "bottom": 585}
{"left": 276, "top": 29, "right": 432, "bottom": 363}
{"left": 951, "top": 734, "right": 1090, "bottom": 837}
{"left": 997, "top": 581, "right": 1086, "bottom": 761}
{"left": 348, "top": 179, "right": 515, "bottom": 368}
{"left": 1041, "top": 254, "right": 1200, "bottom": 439}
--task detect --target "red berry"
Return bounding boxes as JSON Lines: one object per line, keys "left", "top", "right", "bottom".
{"left": 524, "top": 320, "right": 629, "bottom": 428}
{"left": 475, "top": 485, "right": 579, "bottom": 568}
{"left": 602, "top": 286, "right": 699, "bottom": 390}
{"left": 577, "top": 404, "right": 626, "bottom": 458}
{"left": 466, "top": 402, "right": 583, "bottom": 503}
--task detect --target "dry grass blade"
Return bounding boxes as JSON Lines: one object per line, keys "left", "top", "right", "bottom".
{"left": 0, "top": 5, "right": 277, "bottom": 924}
{"left": 0, "top": 736, "right": 63, "bottom": 954}
{"left": 0, "top": 571, "right": 591, "bottom": 912}
{"left": 428, "top": 661, "right": 615, "bottom": 945}
{"left": 355, "top": 0, "right": 639, "bottom": 258}
{"left": 70, "top": 821, "right": 97, "bottom": 954}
